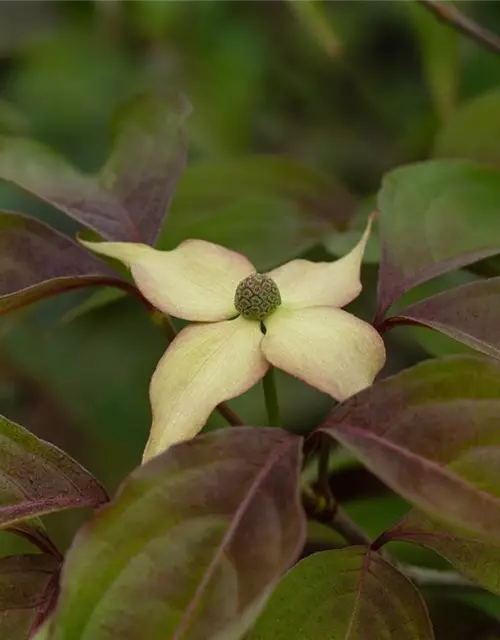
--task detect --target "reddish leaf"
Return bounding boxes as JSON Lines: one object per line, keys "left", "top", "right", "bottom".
{"left": 0, "top": 413, "right": 108, "bottom": 529}
{"left": 0, "top": 212, "right": 126, "bottom": 315}
{"left": 0, "top": 554, "right": 60, "bottom": 640}
{"left": 0, "top": 139, "right": 133, "bottom": 241}
{"left": 383, "top": 278, "right": 500, "bottom": 359}
{"left": 251, "top": 547, "right": 434, "bottom": 639}
{"left": 45, "top": 428, "right": 305, "bottom": 640}
{"left": 381, "top": 510, "right": 500, "bottom": 596}
{"left": 0, "top": 94, "right": 189, "bottom": 243}
{"left": 321, "top": 356, "right": 500, "bottom": 543}
{"left": 101, "top": 92, "right": 190, "bottom": 245}
{"left": 376, "top": 160, "right": 500, "bottom": 318}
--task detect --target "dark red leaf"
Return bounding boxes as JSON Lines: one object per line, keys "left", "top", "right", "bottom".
{"left": 0, "top": 94, "right": 190, "bottom": 244}
{"left": 382, "top": 278, "right": 500, "bottom": 359}
{"left": 376, "top": 161, "right": 500, "bottom": 318}
{"left": 45, "top": 428, "right": 305, "bottom": 640}
{"left": 0, "top": 211, "right": 126, "bottom": 315}
{"left": 0, "top": 412, "right": 108, "bottom": 530}
{"left": 101, "top": 92, "right": 191, "bottom": 245}
{"left": 321, "top": 356, "right": 500, "bottom": 542}
{"left": 0, "top": 554, "right": 60, "bottom": 640}
{"left": 381, "top": 510, "right": 500, "bottom": 596}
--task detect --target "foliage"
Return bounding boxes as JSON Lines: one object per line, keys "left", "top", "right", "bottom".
{"left": 1, "top": 2, "right": 500, "bottom": 639}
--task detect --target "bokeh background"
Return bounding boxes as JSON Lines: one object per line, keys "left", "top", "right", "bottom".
{"left": 1, "top": 1, "right": 500, "bottom": 636}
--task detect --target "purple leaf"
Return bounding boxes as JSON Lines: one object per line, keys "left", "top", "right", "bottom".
{"left": 382, "top": 277, "right": 500, "bottom": 359}
{"left": 381, "top": 510, "right": 500, "bottom": 596}
{"left": 377, "top": 160, "right": 500, "bottom": 319}
{"left": 45, "top": 428, "right": 305, "bottom": 640}
{"left": 321, "top": 356, "right": 500, "bottom": 542}
{"left": 0, "top": 554, "right": 60, "bottom": 640}
{"left": 0, "top": 139, "right": 133, "bottom": 241}
{"left": 0, "top": 412, "right": 108, "bottom": 529}
{"left": 0, "top": 94, "right": 190, "bottom": 243}
{"left": 101, "top": 92, "right": 191, "bottom": 245}
{"left": 0, "top": 211, "right": 127, "bottom": 315}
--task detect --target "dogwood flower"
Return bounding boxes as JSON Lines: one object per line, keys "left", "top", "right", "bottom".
{"left": 83, "top": 217, "right": 385, "bottom": 461}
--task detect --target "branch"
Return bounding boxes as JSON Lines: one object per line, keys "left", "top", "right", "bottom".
{"left": 332, "top": 505, "right": 372, "bottom": 547}
{"left": 303, "top": 479, "right": 484, "bottom": 592}
{"left": 418, "top": 0, "right": 500, "bottom": 56}
{"left": 397, "top": 564, "right": 483, "bottom": 590}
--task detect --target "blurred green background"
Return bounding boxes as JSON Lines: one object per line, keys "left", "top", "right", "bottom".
{"left": 1, "top": 1, "right": 500, "bottom": 636}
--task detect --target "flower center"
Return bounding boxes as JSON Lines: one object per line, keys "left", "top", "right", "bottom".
{"left": 234, "top": 273, "right": 282, "bottom": 320}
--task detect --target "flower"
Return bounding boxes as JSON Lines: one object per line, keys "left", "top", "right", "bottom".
{"left": 82, "top": 216, "right": 385, "bottom": 461}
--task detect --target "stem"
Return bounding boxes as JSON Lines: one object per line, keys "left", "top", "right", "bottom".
{"left": 216, "top": 402, "right": 245, "bottom": 427}
{"left": 332, "top": 506, "right": 372, "bottom": 547}
{"left": 418, "top": 0, "right": 500, "bottom": 56}
{"left": 304, "top": 475, "right": 484, "bottom": 591}
{"left": 317, "top": 436, "right": 334, "bottom": 507}
{"left": 8, "top": 526, "right": 63, "bottom": 561}
{"left": 156, "top": 311, "right": 177, "bottom": 342}
{"left": 398, "top": 564, "right": 481, "bottom": 590}
{"left": 303, "top": 493, "right": 484, "bottom": 591}
{"left": 263, "top": 367, "right": 282, "bottom": 427}
{"left": 154, "top": 312, "right": 246, "bottom": 427}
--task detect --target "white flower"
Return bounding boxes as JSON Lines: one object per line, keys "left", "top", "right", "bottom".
{"left": 83, "top": 216, "right": 385, "bottom": 460}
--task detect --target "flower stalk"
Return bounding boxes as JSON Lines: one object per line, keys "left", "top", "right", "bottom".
{"left": 263, "top": 367, "right": 282, "bottom": 427}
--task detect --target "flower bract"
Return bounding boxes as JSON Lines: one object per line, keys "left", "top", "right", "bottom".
{"left": 82, "top": 216, "right": 385, "bottom": 460}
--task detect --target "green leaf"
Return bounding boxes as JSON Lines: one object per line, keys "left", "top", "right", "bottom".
{"left": 158, "top": 156, "right": 355, "bottom": 270}
{"left": 0, "top": 212, "right": 125, "bottom": 315}
{"left": 384, "top": 277, "right": 500, "bottom": 359}
{"left": 250, "top": 548, "right": 433, "bottom": 639}
{"left": 321, "top": 356, "right": 500, "bottom": 543}
{"left": 0, "top": 554, "right": 60, "bottom": 639}
{"left": 376, "top": 160, "right": 500, "bottom": 316}
{"left": 0, "top": 412, "right": 108, "bottom": 529}
{"left": 0, "top": 93, "right": 190, "bottom": 244}
{"left": 46, "top": 428, "right": 305, "bottom": 640}
{"left": 434, "top": 89, "right": 500, "bottom": 168}
{"left": 384, "top": 510, "right": 500, "bottom": 596}
{"left": 100, "top": 92, "right": 191, "bottom": 245}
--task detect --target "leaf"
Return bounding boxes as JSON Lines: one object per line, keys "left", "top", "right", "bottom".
{"left": 45, "top": 428, "right": 305, "bottom": 640}
{"left": 376, "top": 160, "right": 500, "bottom": 317}
{"left": 158, "top": 156, "right": 356, "bottom": 270}
{"left": 0, "top": 412, "right": 108, "bottom": 529}
{"left": 0, "top": 212, "right": 125, "bottom": 315}
{"left": 0, "top": 554, "right": 60, "bottom": 640}
{"left": 250, "top": 548, "right": 434, "bottom": 639}
{"left": 0, "top": 138, "right": 132, "bottom": 241}
{"left": 434, "top": 89, "right": 500, "bottom": 168}
{"left": 383, "top": 510, "right": 500, "bottom": 596}
{"left": 100, "top": 92, "right": 191, "bottom": 245}
{"left": 321, "top": 356, "right": 500, "bottom": 543}
{"left": 387, "top": 269, "right": 478, "bottom": 357}
{"left": 0, "top": 94, "right": 189, "bottom": 243}
{"left": 383, "top": 277, "right": 500, "bottom": 359}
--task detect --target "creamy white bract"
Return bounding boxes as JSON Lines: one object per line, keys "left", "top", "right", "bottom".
{"left": 83, "top": 216, "right": 385, "bottom": 461}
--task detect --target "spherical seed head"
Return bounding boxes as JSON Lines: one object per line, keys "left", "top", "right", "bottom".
{"left": 234, "top": 273, "right": 282, "bottom": 320}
